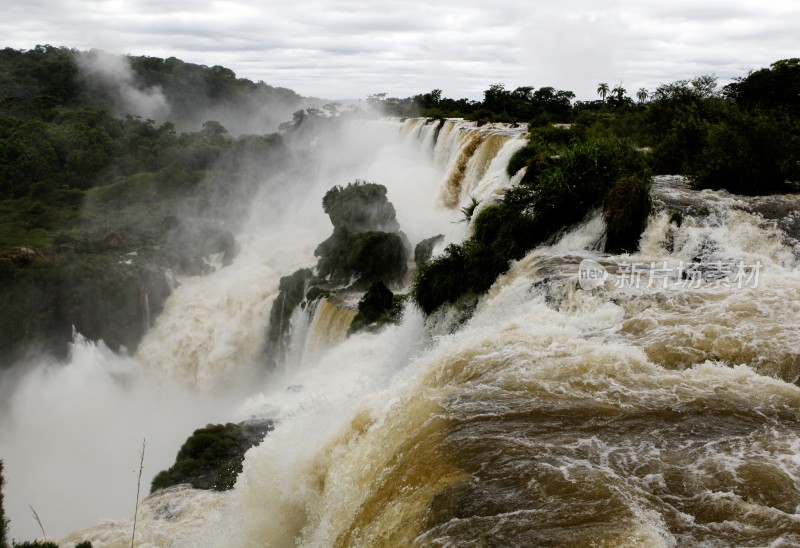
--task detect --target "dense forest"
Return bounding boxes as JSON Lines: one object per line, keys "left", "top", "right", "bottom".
{"left": 0, "top": 46, "right": 798, "bottom": 368}
{"left": 0, "top": 46, "right": 329, "bottom": 366}
{"left": 371, "top": 59, "right": 800, "bottom": 195}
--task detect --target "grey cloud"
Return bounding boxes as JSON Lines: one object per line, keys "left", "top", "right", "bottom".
{"left": 2, "top": 0, "right": 799, "bottom": 100}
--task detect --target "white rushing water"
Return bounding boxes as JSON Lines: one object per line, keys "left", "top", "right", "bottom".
{"left": 4, "top": 117, "right": 800, "bottom": 546}
{"left": 0, "top": 117, "right": 526, "bottom": 544}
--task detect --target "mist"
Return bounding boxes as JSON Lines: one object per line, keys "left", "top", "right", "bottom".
{"left": 0, "top": 337, "right": 243, "bottom": 540}
{"left": 0, "top": 111, "right": 469, "bottom": 541}
{"left": 74, "top": 49, "right": 319, "bottom": 135}
{"left": 75, "top": 49, "right": 171, "bottom": 121}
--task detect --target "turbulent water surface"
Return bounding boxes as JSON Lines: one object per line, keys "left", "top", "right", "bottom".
{"left": 3, "top": 118, "right": 800, "bottom": 546}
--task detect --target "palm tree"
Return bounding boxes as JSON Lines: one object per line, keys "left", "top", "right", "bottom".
{"left": 597, "top": 82, "right": 610, "bottom": 102}
{"left": 636, "top": 88, "right": 649, "bottom": 104}
{"left": 611, "top": 83, "right": 626, "bottom": 102}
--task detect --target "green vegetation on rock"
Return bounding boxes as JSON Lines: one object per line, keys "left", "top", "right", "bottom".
{"left": 0, "top": 46, "right": 304, "bottom": 366}
{"left": 151, "top": 421, "right": 272, "bottom": 492}
{"left": 314, "top": 181, "right": 408, "bottom": 288}
{"left": 348, "top": 282, "right": 406, "bottom": 335}
{"left": 265, "top": 268, "right": 315, "bottom": 368}
{"left": 414, "top": 235, "right": 444, "bottom": 266}
{"left": 321, "top": 181, "right": 400, "bottom": 233}
{"left": 315, "top": 229, "right": 407, "bottom": 288}
{"left": 413, "top": 136, "right": 652, "bottom": 315}
{"left": 265, "top": 181, "right": 410, "bottom": 366}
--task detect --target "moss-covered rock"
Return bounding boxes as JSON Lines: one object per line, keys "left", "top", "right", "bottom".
{"left": 265, "top": 181, "right": 410, "bottom": 367}
{"left": 414, "top": 235, "right": 444, "bottom": 266}
{"left": 151, "top": 420, "right": 273, "bottom": 493}
{"left": 315, "top": 229, "right": 407, "bottom": 288}
{"left": 348, "top": 281, "right": 406, "bottom": 335}
{"left": 322, "top": 180, "right": 400, "bottom": 233}
{"left": 264, "top": 268, "right": 315, "bottom": 368}
{"left": 314, "top": 182, "right": 409, "bottom": 288}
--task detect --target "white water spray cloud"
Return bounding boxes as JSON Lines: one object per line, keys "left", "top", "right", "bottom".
{"left": 0, "top": 337, "right": 242, "bottom": 541}
{"left": 75, "top": 49, "right": 170, "bottom": 120}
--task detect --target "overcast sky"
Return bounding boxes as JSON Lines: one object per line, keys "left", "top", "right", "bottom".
{"left": 2, "top": 0, "right": 798, "bottom": 101}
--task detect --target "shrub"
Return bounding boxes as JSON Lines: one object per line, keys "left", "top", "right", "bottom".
{"left": 669, "top": 210, "right": 684, "bottom": 226}
{"left": 151, "top": 422, "right": 271, "bottom": 492}
{"left": 412, "top": 138, "right": 652, "bottom": 314}
{"left": 412, "top": 244, "right": 470, "bottom": 315}
{"left": 348, "top": 281, "right": 406, "bottom": 334}
{"left": 506, "top": 125, "right": 577, "bottom": 177}
{"left": 688, "top": 108, "right": 800, "bottom": 194}
{"left": 322, "top": 180, "right": 400, "bottom": 233}
{"left": 604, "top": 174, "right": 652, "bottom": 253}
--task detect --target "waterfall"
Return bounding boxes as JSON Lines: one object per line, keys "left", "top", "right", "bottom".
{"left": 383, "top": 117, "right": 528, "bottom": 210}
{"left": 195, "top": 178, "right": 799, "bottom": 547}
{"left": 5, "top": 117, "right": 800, "bottom": 546}
{"left": 301, "top": 298, "right": 358, "bottom": 364}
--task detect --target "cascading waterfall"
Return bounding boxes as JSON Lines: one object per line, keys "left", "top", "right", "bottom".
{"left": 389, "top": 118, "right": 528, "bottom": 208}
{"left": 6, "top": 116, "right": 800, "bottom": 546}
{"left": 203, "top": 176, "right": 800, "bottom": 547}
{"left": 301, "top": 298, "right": 358, "bottom": 364}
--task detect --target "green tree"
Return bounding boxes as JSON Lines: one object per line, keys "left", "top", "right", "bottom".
{"left": 483, "top": 83, "right": 511, "bottom": 114}
{"left": 636, "top": 88, "right": 649, "bottom": 104}
{"left": 724, "top": 58, "right": 800, "bottom": 110}
{"left": 201, "top": 120, "right": 227, "bottom": 136}
{"left": 597, "top": 82, "right": 610, "bottom": 102}
{"left": 689, "top": 107, "right": 799, "bottom": 193}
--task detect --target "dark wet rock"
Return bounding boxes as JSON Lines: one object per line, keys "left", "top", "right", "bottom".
{"left": 265, "top": 268, "right": 316, "bottom": 368}
{"left": 305, "top": 286, "right": 331, "bottom": 304}
{"left": 432, "top": 118, "right": 446, "bottom": 144}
